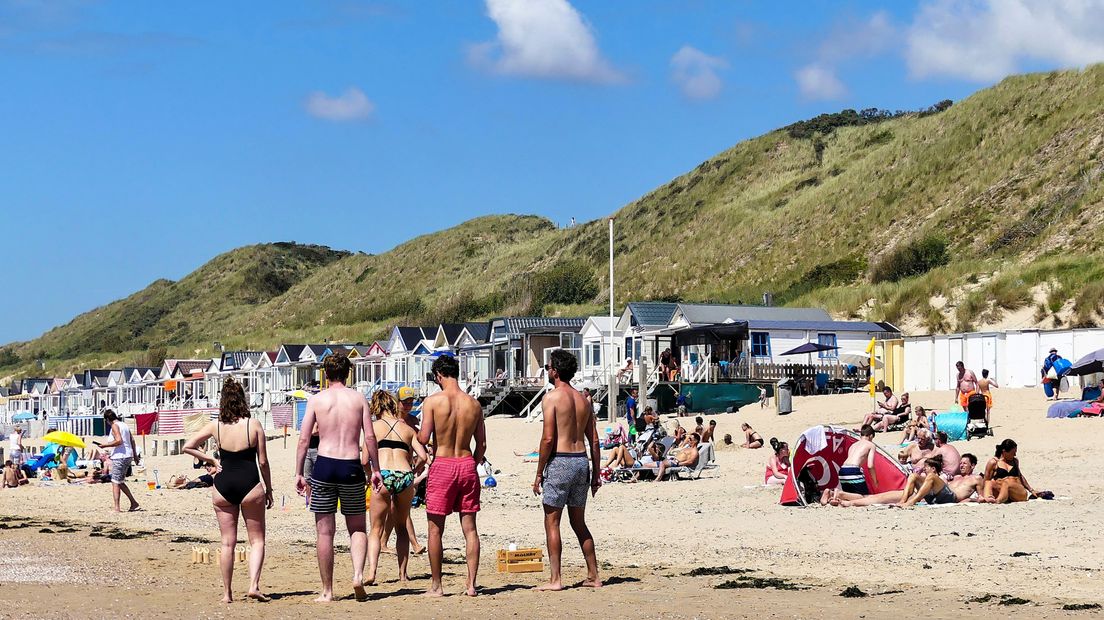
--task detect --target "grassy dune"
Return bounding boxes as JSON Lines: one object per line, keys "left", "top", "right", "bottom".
{"left": 5, "top": 66, "right": 1104, "bottom": 379}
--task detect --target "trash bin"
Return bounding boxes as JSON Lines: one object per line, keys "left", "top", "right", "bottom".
{"left": 776, "top": 378, "right": 794, "bottom": 415}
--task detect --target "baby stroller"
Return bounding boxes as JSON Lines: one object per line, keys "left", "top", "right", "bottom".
{"left": 965, "top": 392, "right": 991, "bottom": 440}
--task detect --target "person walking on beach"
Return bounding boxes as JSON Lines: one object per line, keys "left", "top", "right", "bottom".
{"left": 8, "top": 426, "right": 23, "bottom": 467}
{"left": 417, "top": 354, "right": 486, "bottom": 598}
{"left": 954, "top": 361, "right": 978, "bottom": 408}
{"left": 366, "top": 390, "right": 428, "bottom": 585}
{"left": 295, "top": 354, "right": 383, "bottom": 603}
{"left": 533, "top": 349, "right": 602, "bottom": 591}
{"left": 183, "top": 377, "right": 274, "bottom": 603}
{"left": 94, "top": 410, "right": 140, "bottom": 512}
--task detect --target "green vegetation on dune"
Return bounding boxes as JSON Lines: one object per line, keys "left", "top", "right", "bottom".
{"left": 6, "top": 66, "right": 1104, "bottom": 379}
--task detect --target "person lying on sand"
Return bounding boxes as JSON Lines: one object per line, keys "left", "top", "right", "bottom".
{"left": 168, "top": 464, "right": 217, "bottom": 489}
{"left": 741, "top": 423, "right": 764, "bottom": 449}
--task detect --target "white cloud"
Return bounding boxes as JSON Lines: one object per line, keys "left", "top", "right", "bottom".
{"left": 793, "top": 11, "right": 895, "bottom": 101}
{"left": 795, "top": 64, "right": 847, "bottom": 100}
{"left": 468, "top": 0, "right": 625, "bottom": 84}
{"left": 304, "top": 87, "right": 375, "bottom": 122}
{"left": 907, "top": 0, "right": 1104, "bottom": 81}
{"left": 670, "top": 45, "right": 727, "bottom": 100}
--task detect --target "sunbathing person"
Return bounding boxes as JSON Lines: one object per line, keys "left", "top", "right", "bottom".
{"left": 899, "top": 429, "right": 935, "bottom": 473}
{"left": 764, "top": 439, "right": 790, "bottom": 486}
{"left": 603, "top": 444, "right": 638, "bottom": 469}
{"left": 654, "top": 433, "right": 700, "bottom": 482}
{"left": 896, "top": 455, "right": 957, "bottom": 506}
{"left": 862, "top": 387, "right": 899, "bottom": 428}
{"left": 668, "top": 418, "right": 686, "bottom": 446}
{"left": 901, "top": 406, "right": 930, "bottom": 443}
{"left": 740, "top": 423, "right": 764, "bottom": 449}
{"left": 169, "top": 464, "right": 217, "bottom": 489}
{"left": 835, "top": 455, "right": 984, "bottom": 507}
{"left": 930, "top": 431, "right": 961, "bottom": 479}
{"left": 983, "top": 439, "right": 1037, "bottom": 503}
{"left": 874, "top": 393, "right": 911, "bottom": 432}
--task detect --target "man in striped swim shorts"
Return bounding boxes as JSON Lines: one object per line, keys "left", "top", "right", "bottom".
{"left": 533, "top": 349, "right": 602, "bottom": 591}
{"left": 295, "top": 354, "right": 383, "bottom": 603}
{"left": 418, "top": 354, "right": 486, "bottom": 598}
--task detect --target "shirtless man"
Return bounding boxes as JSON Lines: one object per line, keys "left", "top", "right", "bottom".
{"left": 954, "top": 361, "right": 979, "bottom": 409}
{"left": 931, "top": 430, "right": 961, "bottom": 480}
{"left": 418, "top": 354, "right": 487, "bottom": 598}
{"left": 835, "top": 453, "right": 985, "bottom": 507}
{"left": 655, "top": 433, "right": 700, "bottom": 482}
{"left": 978, "top": 369, "right": 998, "bottom": 424}
{"left": 824, "top": 424, "right": 880, "bottom": 503}
{"left": 533, "top": 349, "right": 601, "bottom": 591}
{"left": 701, "top": 420, "right": 717, "bottom": 443}
{"left": 900, "top": 428, "right": 935, "bottom": 472}
{"left": 295, "top": 354, "right": 383, "bottom": 603}
{"left": 862, "top": 387, "right": 899, "bottom": 428}
{"left": 2, "top": 460, "right": 27, "bottom": 488}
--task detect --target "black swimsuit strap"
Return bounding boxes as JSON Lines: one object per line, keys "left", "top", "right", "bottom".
{"left": 383, "top": 419, "right": 404, "bottom": 443}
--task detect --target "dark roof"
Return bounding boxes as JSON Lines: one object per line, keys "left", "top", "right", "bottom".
{"left": 221, "top": 351, "right": 265, "bottom": 371}
{"left": 396, "top": 327, "right": 426, "bottom": 350}
{"left": 677, "top": 303, "right": 831, "bottom": 325}
{"left": 464, "top": 322, "right": 490, "bottom": 343}
{"left": 439, "top": 323, "right": 466, "bottom": 345}
{"left": 305, "top": 344, "right": 329, "bottom": 357}
{"left": 499, "top": 317, "right": 586, "bottom": 336}
{"left": 745, "top": 319, "right": 900, "bottom": 334}
{"left": 175, "top": 360, "right": 209, "bottom": 376}
{"left": 280, "top": 344, "right": 307, "bottom": 362}
{"left": 626, "top": 302, "right": 679, "bottom": 328}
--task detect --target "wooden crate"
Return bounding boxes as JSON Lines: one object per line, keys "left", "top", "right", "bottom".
{"left": 496, "top": 548, "right": 544, "bottom": 573}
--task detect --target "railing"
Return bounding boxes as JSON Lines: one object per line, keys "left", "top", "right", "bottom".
{"left": 520, "top": 383, "right": 551, "bottom": 420}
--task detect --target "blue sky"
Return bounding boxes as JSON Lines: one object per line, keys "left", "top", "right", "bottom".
{"left": 3, "top": 0, "right": 1103, "bottom": 345}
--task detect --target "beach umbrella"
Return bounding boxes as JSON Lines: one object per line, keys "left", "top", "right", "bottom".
{"left": 779, "top": 342, "right": 839, "bottom": 356}
{"left": 1070, "top": 349, "right": 1104, "bottom": 376}
{"left": 838, "top": 350, "right": 883, "bottom": 369}
{"left": 288, "top": 389, "right": 310, "bottom": 400}
{"left": 12, "top": 412, "right": 34, "bottom": 422}
{"left": 41, "top": 430, "right": 86, "bottom": 449}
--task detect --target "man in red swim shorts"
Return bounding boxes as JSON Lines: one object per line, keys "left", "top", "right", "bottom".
{"left": 417, "top": 354, "right": 487, "bottom": 598}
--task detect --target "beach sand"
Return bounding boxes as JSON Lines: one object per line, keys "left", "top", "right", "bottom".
{"left": 1, "top": 388, "right": 1101, "bottom": 618}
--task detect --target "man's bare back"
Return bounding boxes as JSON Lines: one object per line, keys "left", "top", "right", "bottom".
{"left": 843, "top": 440, "right": 875, "bottom": 468}
{"left": 308, "top": 385, "right": 373, "bottom": 460}
{"left": 543, "top": 386, "right": 594, "bottom": 454}
{"left": 418, "top": 389, "right": 484, "bottom": 459}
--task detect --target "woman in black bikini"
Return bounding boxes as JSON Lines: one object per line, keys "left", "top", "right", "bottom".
{"left": 741, "top": 423, "right": 764, "bottom": 449}
{"left": 184, "top": 377, "right": 274, "bottom": 603}
{"left": 983, "top": 438, "right": 1036, "bottom": 503}
{"left": 366, "top": 390, "right": 428, "bottom": 585}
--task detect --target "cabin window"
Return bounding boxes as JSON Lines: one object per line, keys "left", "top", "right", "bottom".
{"left": 560, "top": 332, "right": 581, "bottom": 350}
{"left": 587, "top": 343, "right": 602, "bottom": 367}
{"left": 751, "top": 332, "right": 771, "bottom": 358}
{"left": 624, "top": 337, "right": 634, "bottom": 362}
{"left": 818, "top": 334, "right": 838, "bottom": 358}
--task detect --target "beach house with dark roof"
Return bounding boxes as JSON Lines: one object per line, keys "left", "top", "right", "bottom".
{"left": 487, "top": 316, "right": 587, "bottom": 381}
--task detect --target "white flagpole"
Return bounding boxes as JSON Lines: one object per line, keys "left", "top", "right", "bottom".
{"left": 608, "top": 218, "right": 617, "bottom": 423}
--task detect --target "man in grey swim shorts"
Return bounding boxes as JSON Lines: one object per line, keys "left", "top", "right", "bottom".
{"left": 533, "top": 349, "right": 602, "bottom": 591}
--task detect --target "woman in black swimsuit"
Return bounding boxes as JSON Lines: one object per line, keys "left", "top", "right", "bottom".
{"left": 741, "top": 423, "right": 764, "bottom": 449}
{"left": 184, "top": 377, "right": 274, "bottom": 603}
{"left": 983, "top": 439, "right": 1036, "bottom": 504}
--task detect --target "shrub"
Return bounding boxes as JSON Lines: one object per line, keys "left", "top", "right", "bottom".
{"left": 523, "top": 260, "right": 599, "bottom": 314}
{"left": 871, "top": 236, "right": 949, "bottom": 283}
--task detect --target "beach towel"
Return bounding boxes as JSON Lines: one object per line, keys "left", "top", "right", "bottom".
{"left": 271, "top": 404, "right": 294, "bottom": 429}
{"left": 1047, "top": 401, "right": 1088, "bottom": 419}
{"left": 1080, "top": 403, "right": 1104, "bottom": 417}
{"left": 931, "top": 411, "right": 968, "bottom": 442}
{"left": 134, "top": 412, "right": 158, "bottom": 436}
{"left": 800, "top": 426, "right": 827, "bottom": 454}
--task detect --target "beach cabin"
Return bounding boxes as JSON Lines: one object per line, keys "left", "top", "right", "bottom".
{"left": 579, "top": 316, "right": 623, "bottom": 382}
{"left": 353, "top": 341, "right": 389, "bottom": 388}
{"left": 487, "top": 316, "right": 586, "bottom": 382}
{"left": 615, "top": 302, "right": 679, "bottom": 369}
{"left": 273, "top": 345, "right": 309, "bottom": 392}
{"left": 384, "top": 327, "right": 436, "bottom": 389}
